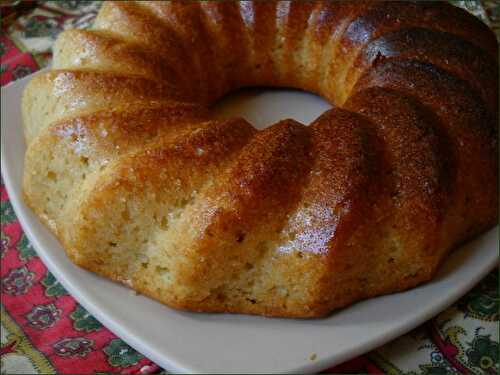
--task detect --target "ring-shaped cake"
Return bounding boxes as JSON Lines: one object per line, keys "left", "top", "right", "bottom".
{"left": 22, "top": 1, "right": 498, "bottom": 317}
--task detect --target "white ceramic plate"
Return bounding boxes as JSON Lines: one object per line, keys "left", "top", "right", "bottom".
{"left": 1, "top": 72, "right": 498, "bottom": 374}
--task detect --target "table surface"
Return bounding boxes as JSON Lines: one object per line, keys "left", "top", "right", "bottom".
{"left": 1, "top": 1, "right": 498, "bottom": 374}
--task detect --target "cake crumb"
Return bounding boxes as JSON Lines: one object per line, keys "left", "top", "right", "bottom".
{"left": 309, "top": 353, "right": 317, "bottom": 361}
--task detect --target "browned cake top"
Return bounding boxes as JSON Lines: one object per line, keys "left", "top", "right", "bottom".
{"left": 21, "top": 1, "right": 498, "bottom": 317}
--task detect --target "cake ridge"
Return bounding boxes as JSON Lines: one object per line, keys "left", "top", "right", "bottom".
{"left": 94, "top": 1, "right": 204, "bottom": 101}
{"left": 349, "top": 27, "right": 498, "bottom": 113}
{"left": 52, "top": 29, "right": 189, "bottom": 89}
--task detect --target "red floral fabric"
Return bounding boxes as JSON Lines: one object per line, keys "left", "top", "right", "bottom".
{"left": 0, "top": 35, "right": 39, "bottom": 86}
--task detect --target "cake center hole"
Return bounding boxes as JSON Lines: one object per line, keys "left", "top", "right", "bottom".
{"left": 212, "top": 88, "right": 332, "bottom": 130}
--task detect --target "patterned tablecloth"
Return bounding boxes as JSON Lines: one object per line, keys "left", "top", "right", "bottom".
{"left": 1, "top": 1, "right": 498, "bottom": 374}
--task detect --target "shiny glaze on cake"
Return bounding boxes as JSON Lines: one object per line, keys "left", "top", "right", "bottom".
{"left": 22, "top": 1, "right": 498, "bottom": 317}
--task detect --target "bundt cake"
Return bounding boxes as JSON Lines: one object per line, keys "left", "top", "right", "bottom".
{"left": 21, "top": 1, "right": 498, "bottom": 318}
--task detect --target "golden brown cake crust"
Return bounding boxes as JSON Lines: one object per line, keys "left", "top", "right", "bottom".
{"left": 22, "top": 1, "right": 498, "bottom": 318}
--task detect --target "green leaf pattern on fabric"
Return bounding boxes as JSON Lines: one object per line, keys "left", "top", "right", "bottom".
{"left": 17, "top": 233, "right": 37, "bottom": 261}
{"left": 458, "top": 272, "right": 499, "bottom": 321}
{"left": 103, "top": 339, "right": 144, "bottom": 367}
{"left": 41, "top": 272, "right": 68, "bottom": 297}
{"left": 466, "top": 333, "right": 499, "bottom": 373}
{"left": 70, "top": 305, "right": 102, "bottom": 333}
{"left": 1, "top": 200, "right": 17, "bottom": 223}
